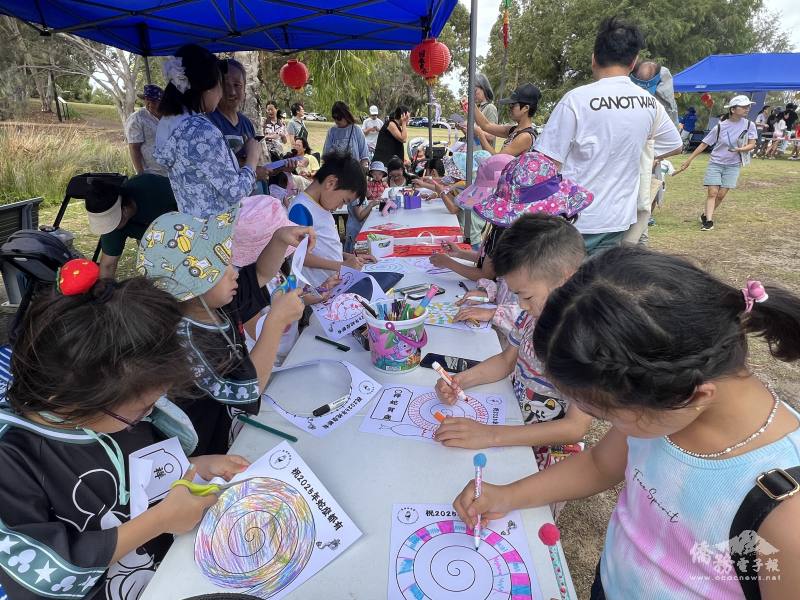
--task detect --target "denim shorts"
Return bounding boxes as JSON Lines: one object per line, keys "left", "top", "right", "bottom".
{"left": 703, "top": 161, "right": 741, "bottom": 189}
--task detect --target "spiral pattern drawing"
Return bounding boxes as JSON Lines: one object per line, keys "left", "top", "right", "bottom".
{"left": 395, "top": 520, "right": 532, "bottom": 599}
{"left": 195, "top": 478, "right": 315, "bottom": 598}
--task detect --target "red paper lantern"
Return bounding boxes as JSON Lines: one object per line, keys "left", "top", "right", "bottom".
{"left": 409, "top": 38, "right": 451, "bottom": 85}
{"left": 700, "top": 92, "right": 713, "bottom": 108}
{"left": 280, "top": 59, "right": 309, "bottom": 90}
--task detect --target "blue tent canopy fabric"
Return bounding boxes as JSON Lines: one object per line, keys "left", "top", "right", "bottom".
{"left": 673, "top": 53, "right": 800, "bottom": 92}
{"left": 0, "top": 0, "right": 458, "bottom": 55}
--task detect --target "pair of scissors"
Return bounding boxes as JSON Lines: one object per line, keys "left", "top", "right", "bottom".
{"left": 276, "top": 274, "right": 297, "bottom": 294}
{"left": 170, "top": 476, "right": 258, "bottom": 497}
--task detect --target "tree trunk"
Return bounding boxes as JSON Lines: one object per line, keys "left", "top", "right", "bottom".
{"left": 238, "top": 51, "right": 262, "bottom": 130}
{"left": 497, "top": 43, "right": 510, "bottom": 100}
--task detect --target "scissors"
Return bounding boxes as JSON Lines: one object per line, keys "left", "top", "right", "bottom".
{"left": 276, "top": 274, "right": 297, "bottom": 294}
{"left": 170, "top": 476, "right": 259, "bottom": 497}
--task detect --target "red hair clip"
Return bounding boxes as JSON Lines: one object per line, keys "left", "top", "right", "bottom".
{"left": 742, "top": 280, "right": 768, "bottom": 313}
{"left": 57, "top": 259, "right": 100, "bottom": 296}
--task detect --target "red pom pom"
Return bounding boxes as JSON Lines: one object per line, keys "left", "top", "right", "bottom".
{"left": 538, "top": 523, "right": 561, "bottom": 546}
{"left": 57, "top": 259, "right": 100, "bottom": 296}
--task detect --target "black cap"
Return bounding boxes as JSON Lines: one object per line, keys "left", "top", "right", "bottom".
{"left": 498, "top": 83, "right": 541, "bottom": 108}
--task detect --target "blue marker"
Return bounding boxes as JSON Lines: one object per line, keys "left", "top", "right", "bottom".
{"left": 473, "top": 453, "right": 487, "bottom": 551}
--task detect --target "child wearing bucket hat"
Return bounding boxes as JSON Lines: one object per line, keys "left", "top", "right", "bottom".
{"left": 137, "top": 208, "right": 313, "bottom": 454}
{"left": 434, "top": 214, "right": 592, "bottom": 475}
{"left": 343, "top": 161, "right": 385, "bottom": 252}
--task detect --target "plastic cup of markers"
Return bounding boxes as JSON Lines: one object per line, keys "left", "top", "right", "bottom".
{"left": 364, "top": 305, "right": 428, "bottom": 374}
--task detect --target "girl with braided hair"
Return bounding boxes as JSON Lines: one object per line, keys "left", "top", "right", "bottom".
{"left": 453, "top": 246, "right": 800, "bottom": 600}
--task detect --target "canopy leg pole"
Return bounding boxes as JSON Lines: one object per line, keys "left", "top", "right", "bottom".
{"left": 427, "top": 84, "right": 433, "bottom": 156}
{"left": 463, "top": 0, "right": 478, "bottom": 241}
{"left": 144, "top": 55, "right": 152, "bottom": 84}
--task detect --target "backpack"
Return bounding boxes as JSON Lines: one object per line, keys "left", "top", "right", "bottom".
{"left": 0, "top": 229, "right": 81, "bottom": 344}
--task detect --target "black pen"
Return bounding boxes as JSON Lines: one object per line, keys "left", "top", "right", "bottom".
{"left": 314, "top": 335, "right": 350, "bottom": 352}
{"left": 312, "top": 395, "right": 349, "bottom": 417}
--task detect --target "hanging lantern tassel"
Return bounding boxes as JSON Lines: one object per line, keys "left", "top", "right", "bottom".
{"left": 502, "top": 0, "right": 510, "bottom": 49}
{"left": 409, "top": 38, "right": 451, "bottom": 86}
{"left": 280, "top": 59, "right": 309, "bottom": 90}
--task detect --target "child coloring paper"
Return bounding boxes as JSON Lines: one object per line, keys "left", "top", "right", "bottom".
{"left": 263, "top": 359, "right": 382, "bottom": 437}
{"left": 359, "top": 385, "right": 505, "bottom": 445}
{"left": 388, "top": 503, "right": 543, "bottom": 600}
{"left": 194, "top": 441, "right": 362, "bottom": 599}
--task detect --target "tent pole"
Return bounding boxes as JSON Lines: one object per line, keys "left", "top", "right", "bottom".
{"left": 143, "top": 55, "right": 152, "bottom": 84}
{"left": 463, "top": 0, "right": 478, "bottom": 241}
{"left": 428, "top": 84, "right": 433, "bottom": 153}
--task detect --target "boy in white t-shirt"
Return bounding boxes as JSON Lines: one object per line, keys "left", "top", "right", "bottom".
{"left": 535, "top": 17, "right": 682, "bottom": 255}
{"left": 288, "top": 151, "right": 376, "bottom": 287}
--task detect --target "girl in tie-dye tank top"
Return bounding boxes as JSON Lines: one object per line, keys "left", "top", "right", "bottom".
{"left": 453, "top": 246, "right": 800, "bottom": 600}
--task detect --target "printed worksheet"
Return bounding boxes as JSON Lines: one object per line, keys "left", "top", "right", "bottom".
{"left": 359, "top": 384, "right": 505, "bottom": 445}
{"left": 388, "top": 503, "right": 543, "bottom": 600}
{"left": 195, "top": 442, "right": 361, "bottom": 599}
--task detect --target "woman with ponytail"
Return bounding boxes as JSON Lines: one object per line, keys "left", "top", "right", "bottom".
{"left": 453, "top": 246, "right": 800, "bottom": 600}
{"left": 155, "top": 44, "right": 267, "bottom": 218}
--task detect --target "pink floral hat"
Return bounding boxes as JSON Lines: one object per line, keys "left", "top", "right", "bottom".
{"left": 233, "top": 195, "right": 294, "bottom": 267}
{"left": 455, "top": 154, "right": 514, "bottom": 209}
{"left": 472, "top": 151, "right": 594, "bottom": 227}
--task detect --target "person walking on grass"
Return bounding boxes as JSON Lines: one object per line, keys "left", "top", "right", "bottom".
{"left": 676, "top": 95, "right": 757, "bottom": 231}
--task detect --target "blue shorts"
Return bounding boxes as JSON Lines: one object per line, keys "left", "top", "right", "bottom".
{"left": 703, "top": 162, "right": 740, "bottom": 189}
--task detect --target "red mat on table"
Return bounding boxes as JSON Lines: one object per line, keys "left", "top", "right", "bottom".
{"left": 356, "top": 225, "right": 463, "bottom": 242}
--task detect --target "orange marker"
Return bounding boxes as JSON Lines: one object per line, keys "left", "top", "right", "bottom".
{"left": 434, "top": 411, "right": 446, "bottom": 423}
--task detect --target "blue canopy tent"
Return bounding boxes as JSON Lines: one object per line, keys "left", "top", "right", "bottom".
{"left": 0, "top": 0, "right": 458, "bottom": 55}
{"left": 673, "top": 53, "right": 800, "bottom": 92}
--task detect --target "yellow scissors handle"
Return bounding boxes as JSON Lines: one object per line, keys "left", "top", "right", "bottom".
{"left": 170, "top": 479, "right": 221, "bottom": 496}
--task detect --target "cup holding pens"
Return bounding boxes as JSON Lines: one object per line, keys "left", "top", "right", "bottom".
{"left": 364, "top": 304, "right": 428, "bottom": 373}
{"left": 367, "top": 234, "right": 394, "bottom": 259}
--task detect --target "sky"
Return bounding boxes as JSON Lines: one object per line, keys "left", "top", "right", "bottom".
{"left": 443, "top": 0, "right": 800, "bottom": 94}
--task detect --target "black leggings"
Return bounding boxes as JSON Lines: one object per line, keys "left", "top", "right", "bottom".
{"left": 589, "top": 561, "right": 606, "bottom": 600}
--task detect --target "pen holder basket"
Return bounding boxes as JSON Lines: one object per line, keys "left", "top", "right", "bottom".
{"left": 365, "top": 308, "right": 428, "bottom": 373}
{"left": 367, "top": 234, "right": 394, "bottom": 258}
{"left": 402, "top": 189, "right": 422, "bottom": 209}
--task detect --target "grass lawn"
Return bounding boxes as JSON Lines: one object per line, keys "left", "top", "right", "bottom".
{"left": 24, "top": 136, "right": 800, "bottom": 599}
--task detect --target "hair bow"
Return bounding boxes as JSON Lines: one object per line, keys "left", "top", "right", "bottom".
{"left": 162, "top": 57, "right": 190, "bottom": 93}
{"left": 742, "top": 280, "right": 768, "bottom": 313}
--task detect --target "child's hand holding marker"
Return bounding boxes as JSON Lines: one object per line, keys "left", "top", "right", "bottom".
{"left": 432, "top": 361, "right": 467, "bottom": 405}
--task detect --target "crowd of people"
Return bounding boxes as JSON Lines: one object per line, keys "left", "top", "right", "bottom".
{"left": 1, "top": 16, "right": 799, "bottom": 600}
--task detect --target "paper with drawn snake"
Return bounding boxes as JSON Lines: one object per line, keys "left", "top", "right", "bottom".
{"left": 194, "top": 441, "right": 361, "bottom": 599}
{"left": 359, "top": 384, "right": 506, "bottom": 444}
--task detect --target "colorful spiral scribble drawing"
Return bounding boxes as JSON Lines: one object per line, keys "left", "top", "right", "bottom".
{"left": 395, "top": 520, "right": 533, "bottom": 599}
{"left": 322, "top": 293, "right": 363, "bottom": 321}
{"left": 195, "top": 478, "right": 315, "bottom": 598}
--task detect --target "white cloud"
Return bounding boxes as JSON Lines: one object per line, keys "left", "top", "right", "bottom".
{"left": 443, "top": 0, "right": 502, "bottom": 94}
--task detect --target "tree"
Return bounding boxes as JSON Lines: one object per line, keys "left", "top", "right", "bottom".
{"left": 480, "top": 0, "right": 794, "bottom": 120}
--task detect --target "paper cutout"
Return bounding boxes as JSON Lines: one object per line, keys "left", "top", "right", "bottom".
{"left": 359, "top": 385, "right": 505, "bottom": 445}
{"left": 263, "top": 359, "right": 382, "bottom": 437}
{"left": 424, "top": 301, "right": 491, "bottom": 331}
{"left": 129, "top": 437, "right": 190, "bottom": 518}
{"left": 311, "top": 267, "right": 386, "bottom": 340}
{"left": 195, "top": 441, "right": 361, "bottom": 599}
{"left": 388, "top": 503, "right": 543, "bottom": 600}
{"left": 291, "top": 235, "right": 314, "bottom": 290}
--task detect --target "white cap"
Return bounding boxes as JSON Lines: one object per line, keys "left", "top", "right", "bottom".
{"left": 369, "top": 105, "right": 379, "bottom": 115}
{"left": 724, "top": 95, "right": 755, "bottom": 109}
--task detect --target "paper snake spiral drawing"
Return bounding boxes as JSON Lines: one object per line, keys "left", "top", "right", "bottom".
{"left": 195, "top": 478, "right": 315, "bottom": 598}
{"left": 395, "top": 520, "right": 532, "bottom": 599}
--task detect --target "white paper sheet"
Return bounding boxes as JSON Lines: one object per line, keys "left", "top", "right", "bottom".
{"left": 263, "top": 359, "right": 382, "bottom": 437}
{"left": 388, "top": 503, "right": 543, "bottom": 600}
{"left": 424, "top": 301, "right": 492, "bottom": 331}
{"left": 359, "top": 385, "right": 506, "bottom": 445}
{"left": 362, "top": 257, "right": 417, "bottom": 274}
{"left": 311, "top": 267, "right": 387, "bottom": 340}
{"left": 128, "top": 437, "right": 190, "bottom": 518}
{"left": 194, "top": 441, "right": 362, "bottom": 599}
{"left": 291, "top": 234, "right": 314, "bottom": 290}
{"left": 408, "top": 256, "right": 452, "bottom": 275}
